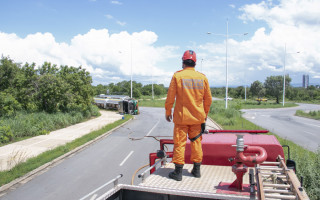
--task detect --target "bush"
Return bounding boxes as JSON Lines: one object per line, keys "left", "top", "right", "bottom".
{"left": 0, "top": 57, "right": 95, "bottom": 115}
{"left": 0, "top": 125, "right": 13, "bottom": 143}
{"left": 0, "top": 92, "right": 21, "bottom": 117}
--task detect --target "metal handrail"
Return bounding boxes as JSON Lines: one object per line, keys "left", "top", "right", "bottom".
{"left": 138, "top": 156, "right": 167, "bottom": 182}
{"left": 208, "top": 130, "right": 269, "bottom": 134}
{"left": 79, "top": 174, "right": 123, "bottom": 200}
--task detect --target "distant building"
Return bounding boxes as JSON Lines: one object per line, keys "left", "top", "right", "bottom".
{"left": 302, "top": 74, "right": 309, "bottom": 88}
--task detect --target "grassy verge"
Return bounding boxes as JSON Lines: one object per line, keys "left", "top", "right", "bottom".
{"left": 0, "top": 114, "right": 133, "bottom": 187}
{"left": 290, "top": 100, "right": 320, "bottom": 104}
{"left": 138, "top": 98, "right": 298, "bottom": 109}
{"left": 240, "top": 99, "right": 297, "bottom": 109}
{"left": 209, "top": 100, "right": 320, "bottom": 199}
{"left": 138, "top": 99, "right": 166, "bottom": 107}
{"left": 295, "top": 110, "right": 320, "bottom": 120}
{"left": 0, "top": 105, "right": 101, "bottom": 145}
{"left": 139, "top": 95, "right": 167, "bottom": 100}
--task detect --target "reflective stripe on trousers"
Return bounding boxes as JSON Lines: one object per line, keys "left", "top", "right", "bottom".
{"left": 172, "top": 124, "right": 203, "bottom": 165}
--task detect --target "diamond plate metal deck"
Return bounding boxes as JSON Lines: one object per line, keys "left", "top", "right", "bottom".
{"left": 140, "top": 163, "right": 252, "bottom": 196}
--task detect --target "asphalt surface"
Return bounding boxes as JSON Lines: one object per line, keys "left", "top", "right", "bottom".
{"left": 242, "top": 103, "right": 320, "bottom": 152}
{"left": 0, "top": 107, "right": 174, "bottom": 200}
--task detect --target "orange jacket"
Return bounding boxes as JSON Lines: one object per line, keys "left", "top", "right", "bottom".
{"left": 165, "top": 67, "right": 212, "bottom": 125}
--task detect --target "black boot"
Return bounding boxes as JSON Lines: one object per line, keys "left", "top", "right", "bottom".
{"left": 169, "top": 163, "right": 183, "bottom": 181}
{"left": 191, "top": 162, "right": 201, "bottom": 178}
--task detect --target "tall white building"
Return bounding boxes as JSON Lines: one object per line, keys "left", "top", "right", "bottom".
{"left": 302, "top": 74, "right": 309, "bottom": 88}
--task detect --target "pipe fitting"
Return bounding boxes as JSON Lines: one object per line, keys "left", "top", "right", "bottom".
{"left": 238, "top": 146, "right": 268, "bottom": 164}
{"left": 236, "top": 135, "right": 245, "bottom": 152}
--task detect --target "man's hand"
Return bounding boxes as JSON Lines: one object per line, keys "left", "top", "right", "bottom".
{"left": 166, "top": 114, "right": 172, "bottom": 122}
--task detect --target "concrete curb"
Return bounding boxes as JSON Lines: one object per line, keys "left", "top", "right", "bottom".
{"left": 0, "top": 117, "right": 133, "bottom": 194}
{"left": 207, "top": 117, "right": 223, "bottom": 130}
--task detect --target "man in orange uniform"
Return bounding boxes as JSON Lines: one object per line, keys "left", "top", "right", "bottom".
{"left": 165, "top": 50, "right": 212, "bottom": 181}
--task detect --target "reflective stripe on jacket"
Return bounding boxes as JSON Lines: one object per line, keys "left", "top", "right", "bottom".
{"left": 165, "top": 67, "right": 212, "bottom": 125}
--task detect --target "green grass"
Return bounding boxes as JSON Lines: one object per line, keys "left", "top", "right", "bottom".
{"left": 240, "top": 99, "right": 297, "bottom": 109}
{"left": 139, "top": 95, "right": 167, "bottom": 100}
{"left": 220, "top": 99, "right": 297, "bottom": 110}
{"left": 138, "top": 97, "right": 299, "bottom": 109}
{"left": 0, "top": 114, "right": 133, "bottom": 187}
{"left": 0, "top": 105, "right": 100, "bottom": 144}
{"left": 290, "top": 99, "right": 320, "bottom": 104}
{"left": 138, "top": 99, "right": 166, "bottom": 107}
{"left": 296, "top": 110, "right": 320, "bottom": 120}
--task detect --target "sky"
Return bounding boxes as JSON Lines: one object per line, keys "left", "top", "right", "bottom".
{"left": 0, "top": 0, "right": 320, "bottom": 87}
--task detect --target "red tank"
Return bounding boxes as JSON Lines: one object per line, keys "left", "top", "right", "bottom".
{"left": 184, "top": 132, "right": 284, "bottom": 167}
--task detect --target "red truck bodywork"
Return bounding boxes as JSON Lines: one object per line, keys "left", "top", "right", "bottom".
{"left": 151, "top": 131, "right": 284, "bottom": 172}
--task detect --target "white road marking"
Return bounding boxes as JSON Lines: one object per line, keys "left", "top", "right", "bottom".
{"left": 146, "top": 119, "right": 160, "bottom": 136}
{"left": 301, "top": 122, "right": 320, "bottom": 128}
{"left": 303, "top": 131, "right": 318, "bottom": 136}
{"left": 119, "top": 150, "right": 134, "bottom": 166}
{"left": 90, "top": 194, "right": 98, "bottom": 200}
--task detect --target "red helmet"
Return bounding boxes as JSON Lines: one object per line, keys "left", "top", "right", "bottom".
{"left": 182, "top": 50, "right": 196, "bottom": 63}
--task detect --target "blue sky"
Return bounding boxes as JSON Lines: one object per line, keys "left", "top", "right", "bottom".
{"left": 1, "top": 0, "right": 319, "bottom": 87}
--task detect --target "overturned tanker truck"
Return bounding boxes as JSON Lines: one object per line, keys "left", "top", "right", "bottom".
{"left": 94, "top": 94, "right": 139, "bottom": 115}
{"left": 87, "top": 130, "right": 310, "bottom": 200}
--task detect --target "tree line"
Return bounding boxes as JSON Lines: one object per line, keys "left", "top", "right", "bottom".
{"left": 1, "top": 56, "right": 319, "bottom": 119}
{"left": 212, "top": 75, "right": 320, "bottom": 103}
{"left": 93, "top": 81, "right": 167, "bottom": 98}
{"left": 0, "top": 57, "right": 94, "bottom": 117}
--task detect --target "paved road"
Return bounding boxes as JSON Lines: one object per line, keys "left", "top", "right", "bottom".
{"left": 0, "top": 107, "right": 174, "bottom": 200}
{"left": 242, "top": 103, "right": 320, "bottom": 152}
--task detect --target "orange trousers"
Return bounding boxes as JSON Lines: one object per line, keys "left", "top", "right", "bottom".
{"left": 172, "top": 124, "right": 203, "bottom": 165}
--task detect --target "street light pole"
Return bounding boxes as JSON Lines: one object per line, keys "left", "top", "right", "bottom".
{"left": 200, "top": 59, "right": 204, "bottom": 73}
{"left": 282, "top": 44, "right": 286, "bottom": 107}
{"left": 152, "top": 74, "right": 154, "bottom": 100}
{"left": 225, "top": 19, "right": 229, "bottom": 109}
{"left": 207, "top": 19, "right": 247, "bottom": 109}
{"left": 130, "top": 38, "right": 133, "bottom": 99}
{"left": 245, "top": 85, "right": 247, "bottom": 101}
{"left": 282, "top": 44, "right": 300, "bottom": 106}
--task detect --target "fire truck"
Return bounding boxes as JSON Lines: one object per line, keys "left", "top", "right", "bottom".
{"left": 86, "top": 130, "right": 309, "bottom": 200}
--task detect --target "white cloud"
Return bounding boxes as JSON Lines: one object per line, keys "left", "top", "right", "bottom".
{"left": 116, "top": 20, "right": 126, "bottom": 26}
{"left": 200, "top": 0, "right": 320, "bottom": 86}
{"left": 105, "top": 14, "right": 126, "bottom": 27}
{"left": 229, "top": 4, "right": 236, "bottom": 9}
{"left": 105, "top": 14, "right": 113, "bottom": 19}
{"left": 111, "top": 1, "right": 122, "bottom": 5}
{"left": 2, "top": 0, "right": 319, "bottom": 87}
{"left": 0, "top": 29, "right": 178, "bottom": 85}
